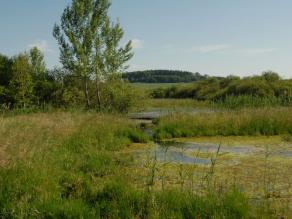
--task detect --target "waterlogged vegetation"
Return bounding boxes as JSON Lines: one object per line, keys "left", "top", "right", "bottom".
{"left": 127, "top": 104, "right": 292, "bottom": 218}
{"left": 126, "top": 136, "right": 291, "bottom": 207}
{"left": 154, "top": 108, "right": 292, "bottom": 140}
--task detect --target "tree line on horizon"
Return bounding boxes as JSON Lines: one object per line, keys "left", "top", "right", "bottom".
{"left": 123, "top": 70, "right": 208, "bottom": 83}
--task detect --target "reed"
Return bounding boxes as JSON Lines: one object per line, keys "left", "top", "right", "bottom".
{"left": 154, "top": 107, "right": 292, "bottom": 139}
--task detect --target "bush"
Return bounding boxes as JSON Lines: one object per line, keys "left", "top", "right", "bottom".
{"left": 150, "top": 72, "right": 292, "bottom": 108}
{"left": 100, "top": 80, "right": 140, "bottom": 113}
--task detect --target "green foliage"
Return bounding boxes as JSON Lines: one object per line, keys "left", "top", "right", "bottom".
{"left": 94, "top": 182, "right": 249, "bottom": 219}
{"left": 155, "top": 188, "right": 249, "bottom": 219}
{"left": 0, "top": 54, "right": 13, "bottom": 87}
{"left": 118, "top": 127, "right": 149, "bottom": 143}
{"left": 154, "top": 108, "right": 292, "bottom": 139}
{"left": 100, "top": 79, "right": 140, "bottom": 113}
{"left": 29, "top": 47, "right": 46, "bottom": 80}
{"left": 123, "top": 70, "right": 207, "bottom": 83}
{"left": 53, "top": 0, "right": 133, "bottom": 109}
{"left": 262, "top": 70, "right": 280, "bottom": 82}
{"left": 216, "top": 95, "right": 282, "bottom": 109}
{"left": 94, "top": 181, "right": 144, "bottom": 218}
{"left": 151, "top": 72, "right": 292, "bottom": 108}
{"left": 47, "top": 67, "right": 85, "bottom": 108}
{"left": 9, "top": 53, "right": 34, "bottom": 108}
{"left": 0, "top": 49, "right": 138, "bottom": 112}
{"left": 0, "top": 113, "right": 148, "bottom": 218}
{"left": 0, "top": 50, "right": 81, "bottom": 110}
{"left": 1, "top": 112, "right": 288, "bottom": 218}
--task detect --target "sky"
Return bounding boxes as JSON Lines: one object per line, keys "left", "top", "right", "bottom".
{"left": 1, "top": 0, "right": 292, "bottom": 78}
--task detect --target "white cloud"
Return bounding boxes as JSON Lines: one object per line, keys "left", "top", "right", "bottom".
{"left": 28, "top": 40, "right": 53, "bottom": 53}
{"left": 191, "top": 44, "right": 231, "bottom": 53}
{"left": 131, "top": 38, "right": 144, "bottom": 50}
{"left": 241, "top": 48, "right": 278, "bottom": 54}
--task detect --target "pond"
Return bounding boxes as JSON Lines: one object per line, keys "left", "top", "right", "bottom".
{"left": 129, "top": 109, "right": 292, "bottom": 165}
{"left": 128, "top": 108, "right": 215, "bottom": 120}
{"left": 131, "top": 138, "right": 292, "bottom": 165}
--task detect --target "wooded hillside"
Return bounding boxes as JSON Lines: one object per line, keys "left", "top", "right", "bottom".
{"left": 122, "top": 70, "right": 208, "bottom": 83}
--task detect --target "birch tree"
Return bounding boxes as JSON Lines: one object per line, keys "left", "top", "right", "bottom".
{"left": 93, "top": 17, "right": 133, "bottom": 110}
{"left": 53, "top": 0, "right": 133, "bottom": 109}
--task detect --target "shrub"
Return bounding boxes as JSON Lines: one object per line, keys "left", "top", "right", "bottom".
{"left": 100, "top": 80, "right": 140, "bottom": 113}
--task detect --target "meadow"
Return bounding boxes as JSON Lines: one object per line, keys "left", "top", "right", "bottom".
{"left": 0, "top": 112, "right": 250, "bottom": 218}
{"left": 1, "top": 102, "right": 292, "bottom": 218}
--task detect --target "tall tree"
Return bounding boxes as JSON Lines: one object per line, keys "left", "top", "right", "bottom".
{"left": 0, "top": 54, "right": 12, "bottom": 87}
{"left": 53, "top": 0, "right": 133, "bottom": 109}
{"left": 93, "top": 17, "right": 133, "bottom": 110}
{"left": 9, "top": 54, "right": 34, "bottom": 108}
{"left": 29, "top": 47, "right": 51, "bottom": 106}
{"left": 29, "top": 47, "right": 46, "bottom": 80}
{"left": 53, "top": 0, "right": 109, "bottom": 108}
{"left": 0, "top": 54, "right": 12, "bottom": 106}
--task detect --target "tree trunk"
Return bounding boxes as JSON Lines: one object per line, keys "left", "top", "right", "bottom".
{"left": 84, "top": 76, "right": 90, "bottom": 108}
{"left": 95, "top": 79, "right": 102, "bottom": 111}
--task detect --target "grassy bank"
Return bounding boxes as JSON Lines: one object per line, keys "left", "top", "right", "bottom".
{"left": 154, "top": 107, "right": 292, "bottom": 139}
{"left": 0, "top": 112, "right": 252, "bottom": 218}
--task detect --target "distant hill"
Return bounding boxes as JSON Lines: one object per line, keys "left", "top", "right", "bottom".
{"left": 122, "top": 70, "right": 208, "bottom": 83}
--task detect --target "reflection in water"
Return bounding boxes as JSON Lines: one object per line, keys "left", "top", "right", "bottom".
{"left": 152, "top": 141, "right": 292, "bottom": 164}
{"left": 134, "top": 140, "right": 292, "bottom": 165}
{"left": 182, "top": 142, "right": 255, "bottom": 154}
{"left": 151, "top": 141, "right": 255, "bottom": 165}
{"left": 153, "top": 144, "right": 211, "bottom": 164}
{"left": 129, "top": 109, "right": 216, "bottom": 120}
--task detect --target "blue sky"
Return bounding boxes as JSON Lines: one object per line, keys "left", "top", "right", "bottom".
{"left": 1, "top": 0, "right": 292, "bottom": 78}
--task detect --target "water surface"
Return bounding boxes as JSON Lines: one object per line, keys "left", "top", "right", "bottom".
{"left": 133, "top": 140, "right": 292, "bottom": 165}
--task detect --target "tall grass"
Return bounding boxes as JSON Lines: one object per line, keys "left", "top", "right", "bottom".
{"left": 94, "top": 182, "right": 249, "bottom": 219}
{"left": 0, "top": 112, "right": 150, "bottom": 218}
{"left": 137, "top": 95, "right": 292, "bottom": 113}
{"left": 0, "top": 111, "right": 284, "bottom": 218}
{"left": 215, "top": 95, "right": 292, "bottom": 109}
{"left": 154, "top": 107, "right": 292, "bottom": 139}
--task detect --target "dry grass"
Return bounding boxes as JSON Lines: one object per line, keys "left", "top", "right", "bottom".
{"left": 0, "top": 112, "right": 81, "bottom": 163}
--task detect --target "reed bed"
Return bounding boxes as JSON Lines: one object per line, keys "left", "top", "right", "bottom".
{"left": 154, "top": 107, "right": 292, "bottom": 139}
